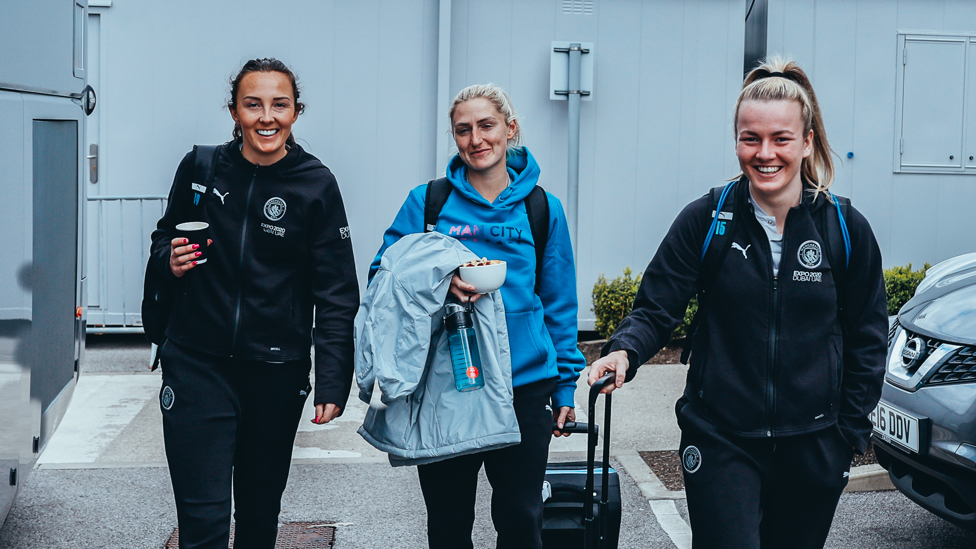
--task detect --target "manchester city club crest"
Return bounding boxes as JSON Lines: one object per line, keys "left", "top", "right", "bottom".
{"left": 161, "top": 386, "right": 175, "bottom": 410}
{"left": 797, "top": 240, "right": 823, "bottom": 269}
{"left": 264, "top": 197, "right": 287, "bottom": 221}
{"left": 682, "top": 445, "right": 702, "bottom": 473}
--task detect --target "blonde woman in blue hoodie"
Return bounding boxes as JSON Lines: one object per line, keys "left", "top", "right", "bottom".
{"left": 369, "top": 84, "right": 586, "bottom": 549}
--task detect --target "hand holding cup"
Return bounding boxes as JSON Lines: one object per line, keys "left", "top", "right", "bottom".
{"left": 169, "top": 222, "right": 211, "bottom": 277}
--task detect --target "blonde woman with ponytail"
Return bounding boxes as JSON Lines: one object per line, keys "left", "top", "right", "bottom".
{"left": 589, "top": 57, "right": 888, "bottom": 548}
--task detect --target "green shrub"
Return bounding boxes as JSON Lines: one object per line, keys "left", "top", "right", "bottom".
{"left": 591, "top": 268, "right": 642, "bottom": 339}
{"left": 591, "top": 268, "right": 697, "bottom": 340}
{"left": 592, "top": 261, "right": 931, "bottom": 341}
{"left": 884, "top": 263, "right": 930, "bottom": 315}
{"left": 672, "top": 296, "right": 698, "bottom": 339}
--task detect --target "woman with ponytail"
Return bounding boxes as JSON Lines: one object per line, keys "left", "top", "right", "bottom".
{"left": 149, "top": 58, "right": 358, "bottom": 548}
{"left": 588, "top": 56, "right": 887, "bottom": 548}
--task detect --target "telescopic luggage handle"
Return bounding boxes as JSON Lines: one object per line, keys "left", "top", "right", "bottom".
{"left": 552, "top": 421, "right": 597, "bottom": 436}
{"left": 585, "top": 373, "right": 614, "bottom": 546}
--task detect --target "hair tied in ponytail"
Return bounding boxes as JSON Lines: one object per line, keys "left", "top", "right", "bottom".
{"left": 760, "top": 71, "right": 798, "bottom": 83}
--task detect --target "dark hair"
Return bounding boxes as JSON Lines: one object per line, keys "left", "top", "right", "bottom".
{"left": 227, "top": 58, "right": 306, "bottom": 146}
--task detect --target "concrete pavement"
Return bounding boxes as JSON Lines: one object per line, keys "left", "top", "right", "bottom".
{"left": 0, "top": 338, "right": 679, "bottom": 548}
{"left": 0, "top": 336, "right": 896, "bottom": 548}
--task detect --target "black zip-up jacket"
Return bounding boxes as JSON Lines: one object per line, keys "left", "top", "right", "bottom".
{"left": 605, "top": 181, "right": 887, "bottom": 452}
{"left": 150, "top": 140, "right": 359, "bottom": 409}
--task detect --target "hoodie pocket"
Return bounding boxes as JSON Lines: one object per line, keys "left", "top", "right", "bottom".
{"left": 506, "top": 310, "right": 548, "bottom": 371}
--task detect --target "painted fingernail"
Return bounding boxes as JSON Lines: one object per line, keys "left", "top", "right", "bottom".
{"left": 183, "top": 239, "right": 188, "bottom": 244}
{"left": 195, "top": 252, "right": 202, "bottom": 257}
{"left": 192, "top": 261, "right": 198, "bottom": 265}
{"left": 192, "top": 244, "right": 199, "bottom": 249}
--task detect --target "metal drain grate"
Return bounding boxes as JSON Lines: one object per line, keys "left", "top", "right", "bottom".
{"left": 165, "top": 522, "right": 336, "bottom": 548}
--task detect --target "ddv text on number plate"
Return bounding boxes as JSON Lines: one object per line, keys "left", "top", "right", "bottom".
{"left": 870, "top": 401, "right": 920, "bottom": 453}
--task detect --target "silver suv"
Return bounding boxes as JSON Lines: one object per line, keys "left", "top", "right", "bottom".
{"left": 874, "top": 252, "right": 976, "bottom": 529}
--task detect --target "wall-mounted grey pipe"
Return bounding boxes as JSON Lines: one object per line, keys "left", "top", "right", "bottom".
{"left": 566, "top": 43, "right": 583, "bottom": 251}
{"left": 435, "top": 0, "right": 452, "bottom": 173}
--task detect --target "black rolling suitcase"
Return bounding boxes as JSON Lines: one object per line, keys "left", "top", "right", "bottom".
{"left": 541, "top": 373, "right": 621, "bottom": 549}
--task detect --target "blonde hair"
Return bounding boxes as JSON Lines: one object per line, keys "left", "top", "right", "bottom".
{"left": 448, "top": 83, "right": 523, "bottom": 146}
{"left": 735, "top": 56, "right": 835, "bottom": 200}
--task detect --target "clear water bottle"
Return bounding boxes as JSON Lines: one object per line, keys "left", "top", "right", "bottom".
{"left": 445, "top": 303, "right": 485, "bottom": 392}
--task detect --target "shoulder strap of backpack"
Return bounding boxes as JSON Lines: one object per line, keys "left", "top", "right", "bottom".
{"left": 523, "top": 185, "right": 550, "bottom": 295}
{"left": 424, "top": 177, "right": 452, "bottom": 233}
{"left": 817, "top": 192, "right": 851, "bottom": 282}
{"left": 424, "top": 178, "right": 550, "bottom": 295}
{"left": 700, "top": 179, "right": 739, "bottom": 290}
{"left": 824, "top": 191, "right": 851, "bottom": 270}
{"left": 820, "top": 191, "right": 852, "bottom": 328}
{"left": 191, "top": 144, "right": 220, "bottom": 207}
{"left": 680, "top": 179, "right": 740, "bottom": 364}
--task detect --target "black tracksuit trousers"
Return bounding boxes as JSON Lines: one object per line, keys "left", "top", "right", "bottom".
{"left": 417, "top": 377, "right": 557, "bottom": 549}
{"left": 159, "top": 340, "right": 311, "bottom": 549}
{"left": 677, "top": 399, "right": 854, "bottom": 549}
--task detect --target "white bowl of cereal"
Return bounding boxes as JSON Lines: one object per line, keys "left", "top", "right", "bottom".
{"left": 458, "top": 258, "right": 507, "bottom": 294}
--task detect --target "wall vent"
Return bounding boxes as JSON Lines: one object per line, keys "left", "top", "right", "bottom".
{"left": 562, "top": 0, "right": 594, "bottom": 15}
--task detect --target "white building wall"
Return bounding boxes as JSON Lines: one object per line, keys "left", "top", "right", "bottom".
{"left": 446, "top": 0, "right": 745, "bottom": 326}
{"left": 767, "top": 0, "right": 976, "bottom": 269}
{"left": 89, "top": 0, "right": 747, "bottom": 329}
{"left": 87, "top": 0, "right": 441, "bottom": 327}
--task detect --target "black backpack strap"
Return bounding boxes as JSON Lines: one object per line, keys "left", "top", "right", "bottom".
{"left": 819, "top": 192, "right": 852, "bottom": 331}
{"left": 523, "top": 185, "right": 550, "bottom": 295}
{"left": 681, "top": 179, "right": 740, "bottom": 364}
{"left": 192, "top": 144, "right": 220, "bottom": 206}
{"left": 424, "top": 177, "right": 452, "bottom": 233}
{"left": 150, "top": 144, "right": 220, "bottom": 370}
{"left": 424, "top": 179, "right": 550, "bottom": 295}
{"left": 700, "top": 180, "right": 740, "bottom": 291}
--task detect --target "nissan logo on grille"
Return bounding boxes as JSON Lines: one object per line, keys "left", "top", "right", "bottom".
{"left": 901, "top": 337, "right": 927, "bottom": 370}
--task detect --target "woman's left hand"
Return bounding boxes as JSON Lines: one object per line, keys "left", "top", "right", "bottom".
{"left": 449, "top": 274, "right": 482, "bottom": 303}
{"left": 552, "top": 406, "right": 576, "bottom": 437}
{"left": 312, "top": 403, "right": 341, "bottom": 424}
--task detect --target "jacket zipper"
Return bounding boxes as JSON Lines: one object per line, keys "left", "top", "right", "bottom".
{"left": 764, "top": 214, "right": 791, "bottom": 437}
{"left": 767, "top": 275, "right": 778, "bottom": 437}
{"left": 751, "top": 202, "right": 780, "bottom": 438}
{"left": 230, "top": 167, "right": 258, "bottom": 353}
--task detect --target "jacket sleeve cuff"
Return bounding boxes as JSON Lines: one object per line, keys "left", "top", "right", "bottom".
{"left": 601, "top": 340, "right": 640, "bottom": 383}
{"left": 551, "top": 385, "right": 577, "bottom": 410}
{"left": 314, "top": 388, "right": 351, "bottom": 415}
{"left": 838, "top": 415, "right": 872, "bottom": 455}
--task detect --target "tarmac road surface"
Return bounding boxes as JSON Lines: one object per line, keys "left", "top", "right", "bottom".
{"left": 0, "top": 335, "right": 973, "bottom": 548}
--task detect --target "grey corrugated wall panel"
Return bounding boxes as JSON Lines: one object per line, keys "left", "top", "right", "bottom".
{"left": 767, "top": 0, "right": 976, "bottom": 270}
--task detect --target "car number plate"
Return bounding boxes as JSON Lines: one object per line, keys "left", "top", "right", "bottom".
{"left": 871, "top": 401, "right": 920, "bottom": 453}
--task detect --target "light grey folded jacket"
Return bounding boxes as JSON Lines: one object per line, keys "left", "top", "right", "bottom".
{"left": 355, "top": 232, "right": 520, "bottom": 466}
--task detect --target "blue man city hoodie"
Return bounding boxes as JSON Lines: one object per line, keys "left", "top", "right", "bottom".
{"left": 369, "top": 147, "right": 586, "bottom": 409}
